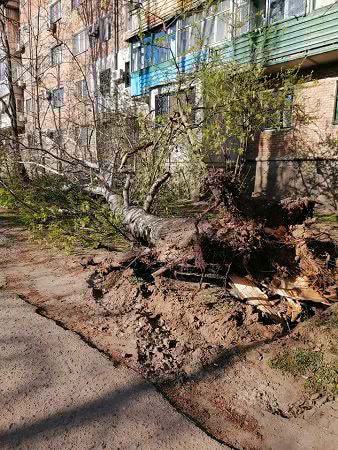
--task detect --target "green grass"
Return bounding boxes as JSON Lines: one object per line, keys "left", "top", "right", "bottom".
{"left": 314, "top": 311, "right": 338, "bottom": 330}
{"left": 269, "top": 348, "right": 338, "bottom": 395}
{"left": 314, "top": 214, "right": 338, "bottom": 223}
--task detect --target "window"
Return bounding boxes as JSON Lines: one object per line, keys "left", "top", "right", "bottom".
{"left": 76, "top": 79, "right": 87, "bottom": 97}
{"left": 99, "top": 69, "right": 111, "bottom": 96}
{"left": 25, "top": 98, "right": 33, "bottom": 113}
{"left": 153, "top": 29, "right": 175, "bottom": 65}
{"left": 73, "top": 30, "right": 89, "bottom": 55}
{"left": 155, "top": 93, "right": 171, "bottom": 117}
{"left": 52, "top": 87, "right": 64, "bottom": 108}
{"left": 264, "top": 92, "right": 293, "bottom": 130}
{"left": 234, "top": 0, "right": 251, "bottom": 35}
{"left": 100, "top": 16, "right": 112, "bottom": 41}
{"left": 211, "top": 0, "right": 231, "bottom": 43}
{"left": 50, "top": 0, "right": 62, "bottom": 23}
{"left": 177, "top": 17, "right": 192, "bottom": 54}
{"left": 50, "top": 45, "right": 63, "bottom": 65}
{"left": 131, "top": 41, "right": 144, "bottom": 72}
{"left": 333, "top": 82, "right": 338, "bottom": 124}
{"left": 124, "top": 62, "right": 130, "bottom": 87}
{"left": 177, "top": 1, "right": 231, "bottom": 54}
{"left": 155, "top": 88, "right": 195, "bottom": 121}
{"left": 269, "top": 0, "right": 306, "bottom": 23}
{"left": 76, "top": 127, "right": 93, "bottom": 146}
{"left": 313, "top": 0, "right": 336, "bottom": 10}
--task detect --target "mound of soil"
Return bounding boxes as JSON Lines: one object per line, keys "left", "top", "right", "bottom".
{"left": 96, "top": 273, "right": 283, "bottom": 381}
{"left": 91, "top": 268, "right": 338, "bottom": 449}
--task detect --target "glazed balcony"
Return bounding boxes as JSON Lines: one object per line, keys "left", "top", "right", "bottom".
{"left": 130, "top": 3, "right": 338, "bottom": 96}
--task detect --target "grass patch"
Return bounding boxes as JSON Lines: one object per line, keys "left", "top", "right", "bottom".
{"left": 269, "top": 348, "right": 338, "bottom": 395}
{"left": 314, "top": 214, "right": 338, "bottom": 223}
{"left": 314, "top": 311, "right": 338, "bottom": 330}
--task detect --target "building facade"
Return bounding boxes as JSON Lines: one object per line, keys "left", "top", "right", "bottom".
{"left": 126, "top": 0, "right": 338, "bottom": 210}
{"left": 0, "top": 0, "right": 132, "bottom": 169}
{"left": 0, "top": 0, "right": 25, "bottom": 133}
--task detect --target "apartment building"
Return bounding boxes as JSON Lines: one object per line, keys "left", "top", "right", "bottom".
{"left": 0, "top": 0, "right": 25, "bottom": 132}
{"left": 127, "top": 0, "right": 338, "bottom": 210}
{"left": 4, "top": 0, "right": 131, "bottom": 168}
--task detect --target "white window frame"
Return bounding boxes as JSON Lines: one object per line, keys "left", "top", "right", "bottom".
{"left": 52, "top": 87, "right": 64, "bottom": 108}
{"left": 50, "top": 44, "right": 63, "bottom": 65}
{"left": 73, "top": 29, "right": 89, "bottom": 55}
{"left": 76, "top": 79, "right": 87, "bottom": 97}
{"left": 312, "top": 0, "right": 336, "bottom": 11}
{"left": 177, "top": 0, "right": 232, "bottom": 55}
{"left": 131, "top": 41, "right": 144, "bottom": 72}
{"left": 50, "top": 0, "right": 62, "bottom": 24}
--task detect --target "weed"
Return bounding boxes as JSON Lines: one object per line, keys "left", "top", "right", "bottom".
{"left": 314, "top": 311, "right": 338, "bottom": 330}
{"left": 314, "top": 214, "right": 338, "bottom": 223}
{"left": 129, "top": 275, "right": 142, "bottom": 285}
{"left": 269, "top": 348, "right": 338, "bottom": 395}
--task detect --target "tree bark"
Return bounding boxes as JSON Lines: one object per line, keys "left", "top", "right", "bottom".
{"left": 93, "top": 185, "right": 195, "bottom": 248}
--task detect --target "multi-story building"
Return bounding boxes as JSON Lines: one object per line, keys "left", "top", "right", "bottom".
{"left": 0, "top": 0, "right": 25, "bottom": 133}
{"left": 127, "top": 0, "right": 338, "bottom": 210}
{"left": 15, "top": 0, "right": 131, "bottom": 168}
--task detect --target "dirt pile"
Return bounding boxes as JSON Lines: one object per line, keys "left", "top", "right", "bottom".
{"left": 90, "top": 272, "right": 283, "bottom": 381}
{"left": 88, "top": 191, "right": 337, "bottom": 383}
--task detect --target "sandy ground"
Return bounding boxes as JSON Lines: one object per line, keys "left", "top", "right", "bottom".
{"left": 1, "top": 209, "right": 338, "bottom": 450}
{"left": 0, "top": 215, "right": 225, "bottom": 450}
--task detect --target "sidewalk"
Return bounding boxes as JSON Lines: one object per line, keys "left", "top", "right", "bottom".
{"left": 0, "top": 293, "right": 224, "bottom": 450}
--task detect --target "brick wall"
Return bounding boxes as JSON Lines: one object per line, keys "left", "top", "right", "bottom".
{"left": 247, "top": 63, "right": 338, "bottom": 212}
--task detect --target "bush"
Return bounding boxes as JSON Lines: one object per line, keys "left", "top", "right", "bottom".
{"left": 0, "top": 175, "right": 127, "bottom": 253}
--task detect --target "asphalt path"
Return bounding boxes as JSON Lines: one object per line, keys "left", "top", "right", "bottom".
{"left": 0, "top": 292, "right": 225, "bottom": 450}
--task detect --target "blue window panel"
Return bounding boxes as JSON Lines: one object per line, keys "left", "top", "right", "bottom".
{"left": 152, "top": 30, "right": 176, "bottom": 65}
{"left": 143, "top": 36, "right": 152, "bottom": 67}
{"left": 153, "top": 31, "right": 165, "bottom": 65}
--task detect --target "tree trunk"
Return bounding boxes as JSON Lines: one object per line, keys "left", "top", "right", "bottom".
{"left": 94, "top": 186, "right": 195, "bottom": 249}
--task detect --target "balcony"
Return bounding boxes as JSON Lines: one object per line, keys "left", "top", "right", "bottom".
{"left": 130, "top": 3, "right": 338, "bottom": 97}
{"left": 231, "top": 5, "right": 338, "bottom": 69}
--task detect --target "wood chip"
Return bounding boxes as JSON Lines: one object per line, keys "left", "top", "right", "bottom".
{"left": 271, "top": 276, "right": 331, "bottom": 305}
{"left": 229, "top": 275, "right": 268, "bottom": 301}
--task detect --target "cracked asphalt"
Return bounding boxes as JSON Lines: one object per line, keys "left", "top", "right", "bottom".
{"left": 0, "top": 292, "right": 225, "bottom": 450}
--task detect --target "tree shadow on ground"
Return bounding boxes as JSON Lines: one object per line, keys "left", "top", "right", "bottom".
{"left": 0, "top": 328, "right": 276, "bottom": 449}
